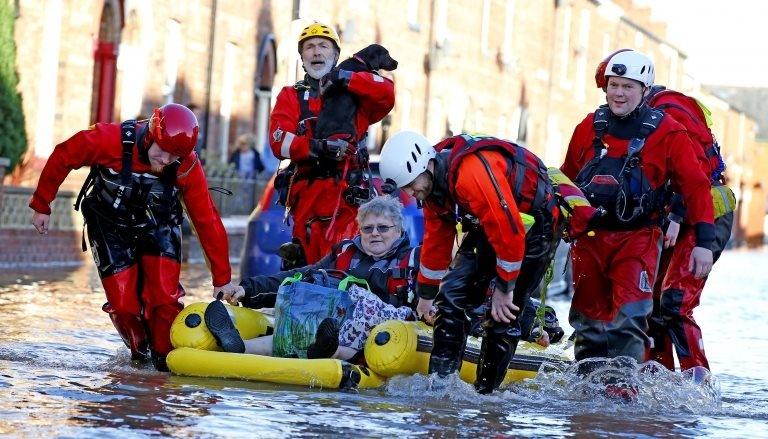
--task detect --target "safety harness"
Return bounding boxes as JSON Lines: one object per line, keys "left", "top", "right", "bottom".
{"left": 440, "top": 134, "right": 556, "bottom": 233}
{"left": 74, "top": 120, "right": 181, "bottom": 239}
{"left": 574, "top": 105, "right": 669, "bottom": 228}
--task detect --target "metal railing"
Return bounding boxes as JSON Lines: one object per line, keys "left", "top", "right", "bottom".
{"left": 204, "top": 175, "right": 269, "bottom": 217}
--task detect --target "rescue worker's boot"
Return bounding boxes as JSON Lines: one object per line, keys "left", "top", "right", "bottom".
{"left": 428, "top": 312, "right": 468, "bottom": 378}
{"left": 204, "top": 300, "right": 245, "bottom": 354}
{"left": 474, "top": 327, "right": 520, "bottom": 394}
{"left": 103, "top": 302, "right": 150, "bottom": 362}
{"left": 306, "top": 318, "right": 340, "bottom": 359}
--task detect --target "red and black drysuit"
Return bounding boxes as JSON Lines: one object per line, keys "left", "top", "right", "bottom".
{"left": 30, "top": 121, "right": 231, "bottom": 366}
{"left": 561, "top": 103, "right": 715, "bottom": 363}
{"left": 238, "top": 233, "right": 418, "bottom": 310}
{"left": 647, "top": 87, "right": 734, "bottom": 371}
{"left": 415, "top": 135, "right": 560, "bottom": 394}
{"left": 268, "top": 73, "right": 394, "bottom": 265}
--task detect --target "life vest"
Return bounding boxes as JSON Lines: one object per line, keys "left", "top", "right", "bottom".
{"left": 433, "top": 134, "right": 555, "bottom": 234}
{"left": 574, "top": 105, "right": 668, "bottom": 229}
{"left": 75, "top": 120, "right": 182, "bottom": 227}
{"left": 333, "top": 239, "right": 419, "bottom": 307}
{"left": 646, "top": 86, "right": 726, "bottom": 184}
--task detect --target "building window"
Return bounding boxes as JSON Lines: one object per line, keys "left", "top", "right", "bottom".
{"left": 480, "top": 0, "right": 491, "bottom": 55}
{"left": 217, "top": 42, "right": 238, "bottom": 163}
{"left": 516, "top": 106, "right": 529, "bottom": 145}
{"left": 499, "top": 0, "right": 516, "bottom": 67}
{"left": 575, "top": 9, "right": 591, "bottom": 102}
{"left": 162, "top": 19, "right": 181, "bottom": 105}
{"left": 559, "top": 6, "right": 572, "bottom": 88}
{"left": 407, "top": 0, "right": 420, "bottom": 31}
{"left": 399, "top": 89, "right": 412, "bottom": 130}
{"left": 634, "top": 30, "right": 644, "bottom": 48}
{"left": 435, "top": 0, "right": 449, "bottom": 47}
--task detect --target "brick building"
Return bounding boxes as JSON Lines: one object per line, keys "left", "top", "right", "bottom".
{"left": 2, "top": 0, "right": 765, "bottom": 268}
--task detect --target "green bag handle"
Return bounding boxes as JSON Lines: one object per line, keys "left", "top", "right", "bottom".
{"left": 338, "top": 275, "right": 370, "bottom": 292}
{"left": 279, "top": 272, "right": 303, "bottom": 287}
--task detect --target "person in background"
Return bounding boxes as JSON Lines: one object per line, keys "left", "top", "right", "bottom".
{"left": 29, "top": 103, "right": 238, "bottom": 371}
{"left": 229, "top": 133, "right": 265, "bottom": 179}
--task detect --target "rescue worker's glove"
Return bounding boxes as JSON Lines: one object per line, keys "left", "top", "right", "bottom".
{"left": 309, "top": 138, "right": 350, "bottom": 161}
{"left": 320, "top": 68, "right": 353, "bottom": 95}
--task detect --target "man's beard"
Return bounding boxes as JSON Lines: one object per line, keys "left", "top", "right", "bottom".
{"left": 303, "top": 58, "right": 335, "bottom": 79}
{"left": 151, "top": 165, "right": 165, "bottom": 173}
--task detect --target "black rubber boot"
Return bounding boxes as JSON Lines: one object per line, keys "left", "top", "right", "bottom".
{"left": 306, "top": 318, "right": 340, "bottom": 359}
{"left": 204, "top": 300, "right": 245, "bottom": 353}
{"left": 474, "top": 318, "right": 521, "bottom": 395}
{"left": 428, "top": 313, "right": 468, "bottom": 377}
{"left": 151, "top": 351, "right": 169, "bottom": 372}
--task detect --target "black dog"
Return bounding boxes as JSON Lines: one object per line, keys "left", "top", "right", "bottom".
{"left": 314, "top": 43, "right": 398, "bottom": 141}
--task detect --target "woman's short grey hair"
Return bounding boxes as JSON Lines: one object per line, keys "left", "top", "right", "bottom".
{"left": 357, "top": 195, "right": 404, "bottom": 230}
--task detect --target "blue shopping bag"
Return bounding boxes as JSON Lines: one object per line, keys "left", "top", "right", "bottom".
{"left": 272, "top": 269, "right": 364, "bottom": 358}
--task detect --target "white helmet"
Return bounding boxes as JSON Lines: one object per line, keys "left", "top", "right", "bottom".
{"left": 379, "top": 131, "right": 436, "bottom": 188}
{"left": 605, "top": 50, "right": 655, "bottom": 87}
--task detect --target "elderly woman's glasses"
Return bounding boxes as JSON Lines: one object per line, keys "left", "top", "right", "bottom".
{"left": 361, "top": 224, "right": 396, "bottom": 234}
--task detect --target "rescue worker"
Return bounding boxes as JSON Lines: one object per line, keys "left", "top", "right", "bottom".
{"left": 594, "top": 49, "right": 735, "bottom": 371}
{"left": 29, "top": 103, "right": 238, "bottom": 371}
{"left": 561, "top": 50, "right": 715, "bottom": 365}
{"left": 378, "top": 131, "right": 561, "bottom": 394}
{"left": 269, "top": 22, "right": 395, "bottom": 266}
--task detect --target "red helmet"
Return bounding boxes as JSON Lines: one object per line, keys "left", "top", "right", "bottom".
{"left": 148, "top": 103, "right": 199, "bottom": 157}
{"left": 594, "top": 48, "right": 631, "bottom": 90}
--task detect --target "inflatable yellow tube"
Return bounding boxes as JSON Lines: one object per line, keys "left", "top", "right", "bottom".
{"left": 167, "top": 347, "right": 384, "bottom": 389}
{"left": 364, "top": 320, "right": 572, "bottom": 386}
{"left": 167, "top": 302, "right": 384, "bottom": 389}
{"left": 169, "top": 302, "right": 271, "bottom": 351}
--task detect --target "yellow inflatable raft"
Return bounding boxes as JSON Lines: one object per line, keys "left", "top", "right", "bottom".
{"left": 167, "top": 302, "right": 572, "bottom": 390}
{"left": 167, "top": 302, "right": 384, "bottom": 389}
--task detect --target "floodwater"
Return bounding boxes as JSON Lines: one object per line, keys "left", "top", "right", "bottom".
{"left": 0, "top": 249, "right": 766, "bottom": 437}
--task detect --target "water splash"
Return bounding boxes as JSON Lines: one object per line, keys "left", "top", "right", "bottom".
{"left": 383, "top": 357, "right": 722, "bottom": 414}
{"left": 511, "top": 357, "right": 722, "bottom": 413}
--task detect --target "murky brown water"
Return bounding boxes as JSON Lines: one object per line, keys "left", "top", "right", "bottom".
{"left": 1, "top": 253, "right": 767, "bottom": 437}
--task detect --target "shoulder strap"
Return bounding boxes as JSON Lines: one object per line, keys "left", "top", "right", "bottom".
{"left": 628, "top": 108, "right": 664, "bottom": 157}
{"left": 119, "top": 120, "right": 136, "bottom": 185}
{"left": 294, "top": 83, "right": 317, "bottom": 134}
{"left": 592, "top": 106, "right": 610, "bottom": 141}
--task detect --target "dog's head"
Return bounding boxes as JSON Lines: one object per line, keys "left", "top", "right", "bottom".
{"left": 354, "top": 44, "right": 398, "bottom": 71}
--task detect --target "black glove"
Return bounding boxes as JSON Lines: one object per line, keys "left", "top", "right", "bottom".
{"left": 320, "top": 68, "right": 353, "bottom": 94}
{"left": 310, "top": 138, "right": 350, "bottom": 161}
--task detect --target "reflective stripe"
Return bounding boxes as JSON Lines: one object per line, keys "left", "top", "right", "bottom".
{"left": 372, "top": 73, "right": 384, "bottom": 83}
{"left": 419, "top": 263, "right": 447, "bottom": 280}
{"left": 280, "top": 132, "right": 295, "bottom": 158}
{"left": 496, "top": 257, "right": 522, "bottom": 273}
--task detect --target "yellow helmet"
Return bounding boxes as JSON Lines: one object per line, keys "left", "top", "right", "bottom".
{"left": 297, "top": 22, "right": 341, "bottom": 53}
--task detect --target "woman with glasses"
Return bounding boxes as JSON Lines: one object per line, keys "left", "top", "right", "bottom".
{"left": 206, "top": 195, "right": 426, "bottom": 360}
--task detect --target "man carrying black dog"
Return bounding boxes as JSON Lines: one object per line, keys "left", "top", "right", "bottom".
{"left": 268, "top": 22, "right": 396, "bottom": 266}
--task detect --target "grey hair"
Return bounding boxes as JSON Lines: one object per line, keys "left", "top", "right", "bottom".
{"left": 357, "top": 195, "right": 404, "bottom": 230}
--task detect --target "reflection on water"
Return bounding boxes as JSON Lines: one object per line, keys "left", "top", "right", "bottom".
{"left": 1, "top": 252, "right": 767, "bottom": 437}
